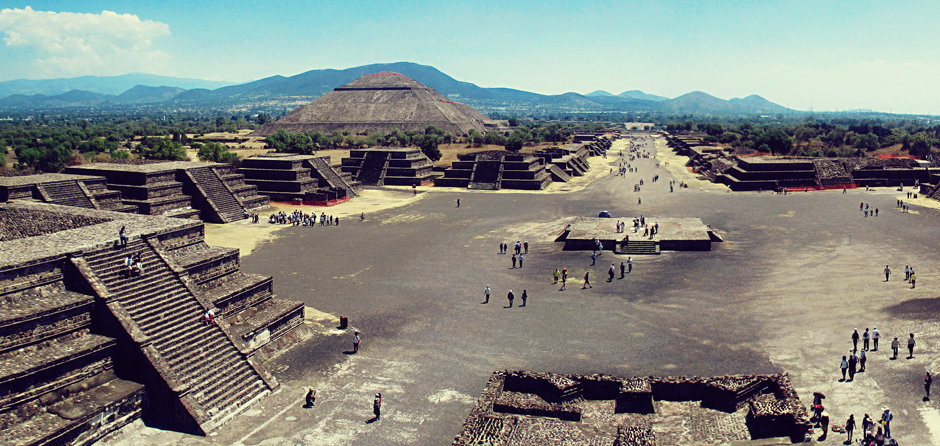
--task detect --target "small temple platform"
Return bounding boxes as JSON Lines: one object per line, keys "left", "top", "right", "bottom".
{"left": 558, "top": 217, "right": 717, "bottom": 254}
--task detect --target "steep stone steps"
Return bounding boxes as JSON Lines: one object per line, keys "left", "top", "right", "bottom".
{"left": 618, "top": 240, "right": 659, "bottom": 255}
{"left": 40, "top": 181, "right": 95, "bottom": 208}
{"left": 187, "top": 167, "right": 245, "bottom": 223}
{"left": 81, "top": 239, "right": 270, "bottom": 433}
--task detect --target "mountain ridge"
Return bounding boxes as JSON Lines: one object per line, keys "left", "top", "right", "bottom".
{"left": 0, "top": 62, "right": 792, "bottom": 115}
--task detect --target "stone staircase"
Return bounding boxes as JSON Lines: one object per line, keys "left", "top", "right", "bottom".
{"left": 357, "top": 152, "right": 388, "bottom": 186}
{"left": 305, "top": 157, "right": 359, "bottom": 197}
{"left": 40, "top": 181, "right": 95, "bottom": 208}
{"left": 187, "top": 167, "right": 245, "bottom": 223}
{"left": 469, "top": 160, "right": 502, "bottom": 190}
{"left": 546, "top": 164, "right": 572, "bottom": 182}
{"left": 619, "top": 240, "right": 659, "bottom": 255}
{"left": 80, "top": 238, "right": 271, "bottom": 433}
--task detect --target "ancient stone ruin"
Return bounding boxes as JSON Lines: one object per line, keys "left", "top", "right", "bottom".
{"left": 453, "top": 370, "right": 811, "bottom": 445}
{"left": 251, "top": 72, "right": 494, "bottom": 137}
{"left": 239, "top": 154, "right": 360, "bottom": 205}
{"left": 340, "top": 147, "right": 435, "bottom": 186}
{"left": 434, "top": 151, "right": 553, "bottom": 190}
{"left": 0, "top": 201, "right": 309, "bottom": 444}
{"left": 667, "top": 133, "right": 940, "bottom": 191}
{"left": 61, "top": 161, "right": 269, "bottom": 223}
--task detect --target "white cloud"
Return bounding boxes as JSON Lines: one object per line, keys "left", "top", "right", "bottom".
{"left": 0, "top": 6, "right": 172, "bottom": 78}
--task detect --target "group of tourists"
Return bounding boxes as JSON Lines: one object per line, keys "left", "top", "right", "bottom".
{"left": 122, "top": 252, "right": 145, "bottom": 278}
{"left": 884, "top": 264, "right": 918, "bottom": 289}
{"left": 815, "top": 401, "right": 899, "bottom": 445}
{"left": 269, "top": 210, "right": 340, "bottom": 226}
{"left": 483, "top": 285, "right": 528, "bottom": 308}
{"left": 842, "top": 329, "right": 918, "bottom": 380}
{"left": 860, "top": 201, "right": 880, "bottom": 217}
{"left": 896, "top": 199, "right": 912, "bottom": 213}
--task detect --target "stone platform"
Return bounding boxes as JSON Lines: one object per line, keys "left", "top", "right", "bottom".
{"left": 559, "top": 217, "right": 716, "bottom": 253}
{"left": 453, "top": 370, "right": 810, "bottom": 445}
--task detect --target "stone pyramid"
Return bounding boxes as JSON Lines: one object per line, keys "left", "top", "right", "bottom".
{"left": 253, "top": 72, "right": 489, "bottom": 136}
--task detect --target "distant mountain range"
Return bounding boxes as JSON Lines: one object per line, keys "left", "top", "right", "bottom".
{"left": 0, "top": 62, "right": 792, "bottom": 115}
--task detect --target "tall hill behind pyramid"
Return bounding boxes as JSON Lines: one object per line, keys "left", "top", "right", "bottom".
{"left": 252, "top": 72, "right": 491, "bottom": 136}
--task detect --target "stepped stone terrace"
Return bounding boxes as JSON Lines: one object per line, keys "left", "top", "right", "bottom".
{"left": 557, "top": 216, "right": 717, "bottom": 254}
{"left": 453, "top": 370, "right": 811, "bottom": 445}
{"left": 435, "top": 150, "right": 554, "bottom": 190}
{"left": 340, "top": 147, "right": 435, "bottom": 186}
{"left": 239, "top": 153, "right": 360, "bottom": 205}
{"left": 0, "top": 201, "right": 309, "bottom": 444}
{"left": 666, "top": 133, "right": 940, "bottom": 191}
{"left": 0, "top": 173, "right": 138, "bottom": 215}
{"left": 64, "top": 161, "right": 269, "bottom": 223}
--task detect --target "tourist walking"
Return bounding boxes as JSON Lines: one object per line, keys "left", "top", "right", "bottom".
{"left": 520, "top": 290, "right": 527, "bottom": 307}
{"left": 908, "top": 333, "right": 916, "bottom": 358}
{"left": 848, "top": 352, "right": 857, "bottom": 381}
{"left": 845, "top": 414, "right": 855, "bottom": 443}
{"left": 891, "top": 337, "right": 900, "bottom": 359}
{"left": 582, "top": 271, "right": 592, "bottom": 289}
{"left": 852, "top": 329, "right": 860, "bottom": 352}
{"left": 511, "top": 254, "right": 517, "bottom": 269}
{"left": 859, "top": 349, "right": 867, "bottom": 372}
{"left": 873, "top": 327, "right": 880, "bottom": 350}
{"left": 518, "top": 254, "right": 524, "bottom": 268}
{"left": 506, "top": 289, "right": 514, "bottom": 308}
{"left": 627, "top": 257, "right": 633, "bottom": 273}
{"left": 905, "top": 265, "right": 911, "bottom": 281}
{"left": 373, "top": 393, "right": 382, "bottom": 421}
{"left": 456, "top": 197, "right": 460, "bottom": 207}
{"left": 553, "top": 268, "right": 560, "bottom": 284}
{"left": 911, "top": 272, "right": 916, "bottom": 288}
{"left": 119, "top": 225, "right": 128, "bottom": 247}
{"left": 926, "top": 371, "right": 933, "bottom": 401}
{"left": 352, "top": 331, "right": 361, "bottom": 354}
{"left": 884, "top": 265, "right": 891, "bottom": 281}
{"left": 591, "top": 252, "right": 597, "bottom": 266}
{"left": 863, "top": 328, "right": 870, "bottom": 351}
{"left": 840, "top": 356, "right": 848, "bottom": 381}
{"left": 620, "top": 261, "right": 626, "bottom": 279}
{"left": 523, "top": 241, "right": 528, "bottom": 254}
{"left": 483, "top": 285, "right": 491, "bottom": 304}
{"left": 608, "top": 264, "right": 615, "bottom": 282}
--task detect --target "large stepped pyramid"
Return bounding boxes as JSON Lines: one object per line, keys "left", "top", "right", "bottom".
{"left": 436, "top": 151, "right": 553, "bottom": 190}
{"left": 0, "top": 202, "right": 310, "bottom": 441}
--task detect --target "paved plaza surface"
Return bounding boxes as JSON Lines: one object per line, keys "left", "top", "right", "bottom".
{"left": 104, "top": 136, "right": 940, "bottom": 445}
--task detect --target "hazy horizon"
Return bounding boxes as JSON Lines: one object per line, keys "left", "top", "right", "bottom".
{"left": 1, "top": 1, "right": 939, "bottom": 114}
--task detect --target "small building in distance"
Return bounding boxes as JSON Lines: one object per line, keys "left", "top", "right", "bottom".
{"left": 251, "top": 72, "right": 493, "bottom": 137}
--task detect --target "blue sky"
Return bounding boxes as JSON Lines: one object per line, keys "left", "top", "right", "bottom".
{"left": 1, "top": 1, "right": 939, "bottom": 113}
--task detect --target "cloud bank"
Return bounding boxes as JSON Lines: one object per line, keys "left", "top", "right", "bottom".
{"left": 0, "top": 6, "right": 172, "bottom": 78}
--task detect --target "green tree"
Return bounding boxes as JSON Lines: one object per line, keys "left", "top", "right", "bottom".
{"left": 196, "top": 142, "right": 238, "bottom": 163}
{"left": 138, "top": 137, "right": 186, "bottom": 160}
{"left": 504, "top": 136, "right": 524, "bottom": 152}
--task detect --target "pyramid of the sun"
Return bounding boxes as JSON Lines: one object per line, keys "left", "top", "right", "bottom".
{"left": 252, "top": 72, "right": 489, "bottom": 136}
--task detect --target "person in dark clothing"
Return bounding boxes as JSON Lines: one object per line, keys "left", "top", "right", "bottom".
{"left": 848, "top": 353, "right": 857, "bottom": 381}
{"left": 511, "top": 254, "right": 517, "bottom": 268}
{"left": 926, "top": 371, "right": 933, "bottom": 401}
{"left": 908, "top": 333, "right": 916, "bottom": 358}
{"left": 520, "top": 290, "right": 527, "bottom": 307}
{"left": 608, "top": 264, "right": 615, "bottom": 282}
{"left": 845, "top": 414, "right": 855, "bottom": 444}
{"left": 373, "top": 393, "right": 382, "bottom": 420}
{"left": 582, "top": 271, "right": 592, "bottom": 289}
{"left": 620, "top": 262, "right": 626, "bottom": 279}
{"left": 304, "top": 388, "right": 316, "bottom": 408}
{"left": 852, "top": 329, "right": 859, "bottom": 352}
{"left": 506, "top": 290, "right": 514, "bottom": 308}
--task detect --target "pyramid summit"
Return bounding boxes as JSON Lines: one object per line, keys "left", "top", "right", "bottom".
{"left": 252, "top": 72, "right": 491, "bottom": 136}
